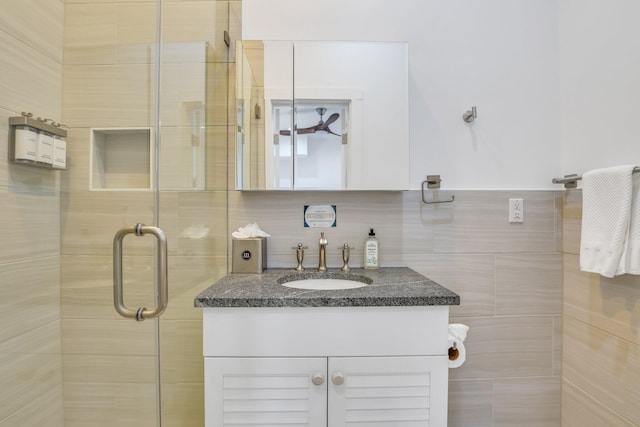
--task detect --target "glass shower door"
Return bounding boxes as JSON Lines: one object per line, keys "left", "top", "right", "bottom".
{"left": 61, "top": 1, "right": 230, "bottom": 426}
{"left": 155, "top": 2, "right": 232, "bottom": 426}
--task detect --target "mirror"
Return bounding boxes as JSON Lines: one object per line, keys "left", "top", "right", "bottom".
{"left": 236, "top": 40, "right": 408, "bottom": 191}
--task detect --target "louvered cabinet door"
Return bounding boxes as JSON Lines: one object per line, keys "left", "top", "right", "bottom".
{"left": 205, "top": 357, "right": 328, "bottom": 427}
{"left": 327, "top": 356, "right": 449, "bottom": 427}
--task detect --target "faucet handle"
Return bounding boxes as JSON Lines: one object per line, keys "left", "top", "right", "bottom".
{"left": 340, "top": 243, "right": 353, "bottom": 272}
{"left": 319, "top": 232, "right": 328, "bottom": 245}
{"left": 292, "top": 243, "right": 307, "bottom": 271}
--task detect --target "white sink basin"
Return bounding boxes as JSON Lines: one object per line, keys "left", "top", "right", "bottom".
{"left": 280, "top": 276, "right": 372, "bottom": 290}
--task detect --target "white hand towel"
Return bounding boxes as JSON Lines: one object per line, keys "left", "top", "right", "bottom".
{"left": 580, "top": 165, "right": 636, "bottom": 278}
{"left": 617, "top": 172, "right": 640, "bottom": 275}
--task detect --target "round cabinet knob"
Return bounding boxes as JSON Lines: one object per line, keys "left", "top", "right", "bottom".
{"left": 311, "top": 373, "right": 325, "bottom": 386}
{"left": 331, "top": 372, "right": 345, "bottom": 386}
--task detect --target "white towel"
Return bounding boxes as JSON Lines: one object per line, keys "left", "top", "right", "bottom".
{"left": 580, "top": 165, "right": 637, "bottom": 278}
{"left": 617, "top": 172, "right": 640, "bottom": 275}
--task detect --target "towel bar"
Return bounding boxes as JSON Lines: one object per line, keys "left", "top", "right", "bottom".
{"left": 552, "top": 167, "right": 640, "bottom": 189}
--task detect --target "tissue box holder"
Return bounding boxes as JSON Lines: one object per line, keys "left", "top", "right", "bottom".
{"left": 232, "top": 237, "right": 267, "bottom": 273}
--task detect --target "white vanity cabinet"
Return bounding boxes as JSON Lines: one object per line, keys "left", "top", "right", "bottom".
{"left": 206, "top": 355, "right": 447, "bottom": 426}
{"left": 205, "top": 357, "right": 327, "bottom": 426}
{"left": 202, "top": 305, "right": 451, "bottom": 427}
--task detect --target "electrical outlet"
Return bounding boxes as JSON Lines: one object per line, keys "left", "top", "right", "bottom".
{"left": 509, "top": 198, "right": 524, "bottom": 223}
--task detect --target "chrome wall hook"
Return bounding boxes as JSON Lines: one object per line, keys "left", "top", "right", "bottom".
{"left": 463, "top": 106, "right": 477, "bottom": 123}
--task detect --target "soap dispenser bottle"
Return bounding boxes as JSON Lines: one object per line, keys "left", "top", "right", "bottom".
{"left": 364, "top": 228, "right": 379, "bottom": 269}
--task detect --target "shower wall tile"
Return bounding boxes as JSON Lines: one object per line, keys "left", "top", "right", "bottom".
{"left": 449, "top": 315, "right": 554, "bottom": 380}
{"left": 399, "top": 190, "right": 436, "bottom": 254}
{"left": 62, "top": 354, "right": 157, "bottom": 384}
{"left": 0, "top": 319, "right": 62, "bottom": 421}
{"left": 162, "top": 383, "right": 204, "bottom": 427}
{"left": 0, "top": 190, "right": 60, "bottom": 264}
{"left": 562, "top": 379, "right": 635, "bottom": 427}
{"left": 562, "top": 190, "right": 640, "bottom": 425}
{"left": 61, "top": 127, "right": 90, "bottom": 193}
{"left": 163, "top": 258, "right": 227, "bottom": 319}
{"left": 402, "top": 253, "right": 496, "bottom": 318}
{"left": 61, "top": 253, "right": 224, "bottom": 321}
{"left": 61, "top": 319, "right": 156, "bottom": 356}
{"left": 205, "top": 125, "right": 231, "bottom": 191}
{"left": 61, "top": 255, "right": 156, "bottom": 320}
{"left": 0, "top": 256, "right": 59, "bottom": 343}
{"left": 0, "top": 0, "right": 63, "bottom": 63}
{"left": 160, "top": 319, "right": 204, "bottom": 383}
{"left": 0, "top": 321, "right": 61, "bottom": 355}
{"left": 63, "top": 3, "right": 118, "bottom": 65}
{"left": 63, "top": 64, "right": 155, "bottom": 128}
{"left": 227, "top": 63, "right": 237, "bottom": 124}
{"left": 207, "top": 62, "right": 232, "bottom": 126}
{"left": 0, "top": 386, "right": 64, "bottom": 427}
{"left": 448, "top": 380, "right": 493, "bottom": 427}
{"left": 160, "top": 60, "right": 207, "bottom": 127}
{"left": 163, "top": 2, "right": 223, "bottom": 48}
{"left": 554, "top": 191, "right": 563, "bottom": 252}
{"left": 432, "top": 191, "right": 556, "bottom": 253}
{"left": 563, "top": 316, "right": 640, "bottom": 423}
{"left": 0, "top": 30, "right": 62, "bottom": 120}
{"left": 63, "top": 382, "right": 157, "bottom": 427}
{"left": 64, "top": 0, "right": 154, "bottom": 3}
{"left": 177, "top": 191, "right": 228, "bottom": 257}
{"left": 0, "top": 350, "right": 64, "bottom": 422}
{"left": 117, "top": 3, "right": 156, "bottom": 46}
{"left": 228, "top": 1, "right": 242, "bottom": 62}
{"left": 562, "top": 189, "right": 582, "bottom": 255}
{"left": 563, "top": 253, "right": 640, "bottom": 345}
{"left": 552, "top": 315, "right": 562, "bottom": 376}
{"left": 61, "top": 191, "right": 156, "bottom": 256}
{"left": 0, "top": 320, "right": 62, "bottom": 424}
{"left": 158, "top": 126, "right": 228, "bottom": 192}
{"left": 493, "top": 377, "right": 561, "bottom": 427}
{"left": 160, "top": 125, "right": 208, "bottom": 189}
{"left": 495, "top": 253, "right": 562, "bottom": 315}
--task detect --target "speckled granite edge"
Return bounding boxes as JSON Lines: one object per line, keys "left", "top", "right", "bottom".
{"left": 194, "top": 267, "right": 460, "bottom": 308}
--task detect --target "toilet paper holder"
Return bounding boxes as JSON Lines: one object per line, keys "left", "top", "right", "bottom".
{"left": 448, "top": 342, "right": 460, "bottom": 361}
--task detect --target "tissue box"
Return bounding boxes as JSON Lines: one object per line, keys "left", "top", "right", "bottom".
{"left": 232, "top": 237, "right": 267, "bottom": 273}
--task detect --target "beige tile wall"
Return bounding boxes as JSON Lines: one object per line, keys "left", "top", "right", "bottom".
{"left": 61, "top": 1, "right": 231, "bottom": 426}
{"left": 0, "top": 1, "right": 64, "bottom": 426}
{"left": 226, "top": 189, "right": 564, "bottom": 426}
{"left": 561, "top": 189, "right": 640, "bottom": 426}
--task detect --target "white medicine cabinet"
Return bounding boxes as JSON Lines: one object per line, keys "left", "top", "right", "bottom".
{"left": 236, "top": 40, "right": 409, "bottom": 191}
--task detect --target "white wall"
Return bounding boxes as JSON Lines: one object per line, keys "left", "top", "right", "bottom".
{"left": 243, "top": 0, "right": 562, "bottom": 190}
{"left": 559, "top": 0, "right": 640, "bottom": 178}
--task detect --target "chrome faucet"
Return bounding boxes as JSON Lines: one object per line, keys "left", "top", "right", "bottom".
{"left": 318, "top": 232, "right": 328, "bottom": 271}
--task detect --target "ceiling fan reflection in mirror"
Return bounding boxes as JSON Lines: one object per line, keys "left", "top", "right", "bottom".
{"left": 280, "top": 107, "right": 340, "bottom": 136}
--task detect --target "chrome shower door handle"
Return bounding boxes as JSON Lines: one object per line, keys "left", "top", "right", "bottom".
{"left": 113, "top": 223, "right": 168, "bottom": 321}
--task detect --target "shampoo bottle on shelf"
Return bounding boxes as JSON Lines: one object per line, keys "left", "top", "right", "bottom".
{"left": 364, "top": 228, "right": 379, "bottom": 269}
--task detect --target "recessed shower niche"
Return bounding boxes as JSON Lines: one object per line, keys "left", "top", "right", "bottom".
{"left": 90, "top": 128, "right": 154, "bottom": 191}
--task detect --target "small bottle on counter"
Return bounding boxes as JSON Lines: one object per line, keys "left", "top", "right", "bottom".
{"left": 364, "top": 228, "right": 379, "bottom": 269}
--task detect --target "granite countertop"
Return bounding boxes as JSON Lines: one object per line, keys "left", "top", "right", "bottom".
{"left": 194, "top": 267, "right": 460, "bottom": 308}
